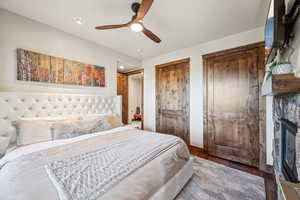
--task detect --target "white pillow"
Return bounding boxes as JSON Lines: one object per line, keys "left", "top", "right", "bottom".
{"left": 50, "top": 117, "right": 111, "bottom": 140}
{"left": 106, "top": 115, "right": 123, "bottom": 128}
{"left": 80, "top": 114, "right": 123, "bottom": 129}
{"left": 10, "top": 117, "right": 82, "bottom": 148}
{"left": 13, "top": 120, "right": 52, "bottom": 147}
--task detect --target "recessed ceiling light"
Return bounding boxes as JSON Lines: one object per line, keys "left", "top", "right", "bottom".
{"left": 74, "top": 17, "right": 83, "bottom": 25}
{"left": 119, "top": 65, "right": 125, "bottom": 70}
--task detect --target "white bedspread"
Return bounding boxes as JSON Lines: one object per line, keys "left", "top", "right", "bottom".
{"left": 0, "top": 127, "right": 190, "bottom": 200}
{"left": 46, "top": 133, "right": 180, "bottom": 200}
{"left": 0, "top": 125, "right": 137, "bottom": 168}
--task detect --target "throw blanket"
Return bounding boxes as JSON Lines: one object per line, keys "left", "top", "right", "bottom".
{"left": 45, "top": 133, "right": 180, "bottom": 200}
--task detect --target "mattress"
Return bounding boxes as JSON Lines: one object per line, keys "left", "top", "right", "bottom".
{"left": 0, "top": 126, "right": 192, "bottom": 200}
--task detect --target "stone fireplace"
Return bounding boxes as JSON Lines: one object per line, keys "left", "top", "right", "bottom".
{"left": 273, "top": 94, "right": 300, "bottom": 198}
{"left": 281, "top": 119, "right": 298, "bottom": 183}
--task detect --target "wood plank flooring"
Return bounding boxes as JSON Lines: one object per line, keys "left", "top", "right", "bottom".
{"left": 189, "top": 146, "right": 277, "bottom": 200}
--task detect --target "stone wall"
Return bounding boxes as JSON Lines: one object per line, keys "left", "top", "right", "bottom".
{"left": 273, "top": 94, "right": 300, "bottom": 199}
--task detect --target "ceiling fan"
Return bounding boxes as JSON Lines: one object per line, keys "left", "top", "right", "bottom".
{"left": 95, "top": 0, "right": 161, "bottom": 43}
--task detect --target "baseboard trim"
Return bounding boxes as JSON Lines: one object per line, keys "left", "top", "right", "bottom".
{"left": 189, "top": 145, "right": 205, "bottom": 153}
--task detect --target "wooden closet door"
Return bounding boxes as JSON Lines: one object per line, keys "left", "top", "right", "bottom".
{"left": 203, "top": 44, "right": 263, "bottom": 167}
{"left": 156, "top": 59, "right": 190, "bottom": 145}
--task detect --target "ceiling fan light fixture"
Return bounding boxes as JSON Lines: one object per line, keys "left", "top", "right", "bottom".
{"left": 119, "top": 65, "right": 125, "bottom": 70}
{"left": 130, "top": 23, "right": 143, "bottom": 32}
{"left": 95, "top": 0, "right": 161, "bottom": 43}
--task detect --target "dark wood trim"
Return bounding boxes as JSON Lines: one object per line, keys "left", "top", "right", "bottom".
{"left": 117, "top": 72, "right": 129, "bottom": 124}
{"left": 203, "top": 42, "right": 270, "bottom": 172}
{"left": 155, "top": 58, "right": 190, "bottom": 69}
{"left": 265, "top": 170, "right": 277, "bottom": 200}
{"left": 189, "top": 145, "right": 205, "bottom": 153}
{"left": 125, "top": 69, "right": 144, "bottom": 76}
{"left": 125, "top": 69, "right": 144, "bottom": 130}
{"left": 257, "top": 43, "right": 273, "bottom": 173}
{"left": 203, "top": 54, "right": 209, "bottom": 152}
{"left": 203, "top": 42, "right": 265, "bottom": 59}
{"left": 141, "top": 75, "right": 144, "bottom": 130}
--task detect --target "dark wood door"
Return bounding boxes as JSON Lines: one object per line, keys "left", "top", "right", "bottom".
{"left": 117, "top": 72, "right": 128, "bottom": 124}
{"left": 203, "top": 44, "right": 264, "bottom": 167}
{"left": 156, "top": 58, "right": 190, "bottom": 145}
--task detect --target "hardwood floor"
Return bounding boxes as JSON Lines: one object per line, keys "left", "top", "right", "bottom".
{"left": 189, "top": 146, "right": 277, "bottom": 200}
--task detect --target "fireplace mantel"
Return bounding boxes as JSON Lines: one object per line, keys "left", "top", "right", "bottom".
{"left": 262, "top": 74, "right": 300, "bottom": 96}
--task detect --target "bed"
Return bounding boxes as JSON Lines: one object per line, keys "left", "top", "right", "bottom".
{"left": 0, "top": 92, "right": 193, "bottom": 200}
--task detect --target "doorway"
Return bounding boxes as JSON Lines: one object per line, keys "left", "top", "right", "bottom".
{"left": 117, "top": 69, "right": 144, "bottom": 129}
{"left": 155, "top": 58, "right": 190, "bottom": 145}
{"left": 203, "top": 42, "right": 266, "bottom": 168}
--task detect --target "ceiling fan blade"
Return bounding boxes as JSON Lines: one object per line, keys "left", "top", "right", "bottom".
{"left": 142, "top": 27, "right": 161, "bottom": 43}
{"left": 95, "top": 23, "right": 130, "bottom": 30}
{"left": 137, "top": 0, "right": 154, "bottom": 20}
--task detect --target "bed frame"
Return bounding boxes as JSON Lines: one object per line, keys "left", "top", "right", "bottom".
{"left": 0, "top": 92, "right": 122, "bottom": 146}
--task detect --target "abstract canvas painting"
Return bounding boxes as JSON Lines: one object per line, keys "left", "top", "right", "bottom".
{"left": 17, "top": 49, "right": 105, "bottom": 87}
{"left": 82, "top": 64, "right": 92, "bottom": 86}
{"left": 63, "top": 60, "right": 76, "bottom": 85}
{"left": 50, "top": 56, "right": 64, "bottom": 84}
{"left": 93, "top": 66, "right": 105, "bottom": 87}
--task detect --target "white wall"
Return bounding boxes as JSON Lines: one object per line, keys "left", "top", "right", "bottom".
{"left": 142, "top": 27, "right": 274, "bottom": 165}
{"left": 0, "top": 9, "right": 140, "bottom": 96}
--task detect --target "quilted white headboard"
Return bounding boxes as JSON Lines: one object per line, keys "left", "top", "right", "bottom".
{"left": 0, "top": 92, "right": 122, "bottom": 146}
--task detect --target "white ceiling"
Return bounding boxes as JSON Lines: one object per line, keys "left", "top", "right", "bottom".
{"left": 0, "top": 0, "right": 269, "bottom": 59}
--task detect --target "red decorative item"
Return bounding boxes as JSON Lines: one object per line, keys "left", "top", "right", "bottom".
{"left": 134, "top": 114, "right": 142, "bottom": 120}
